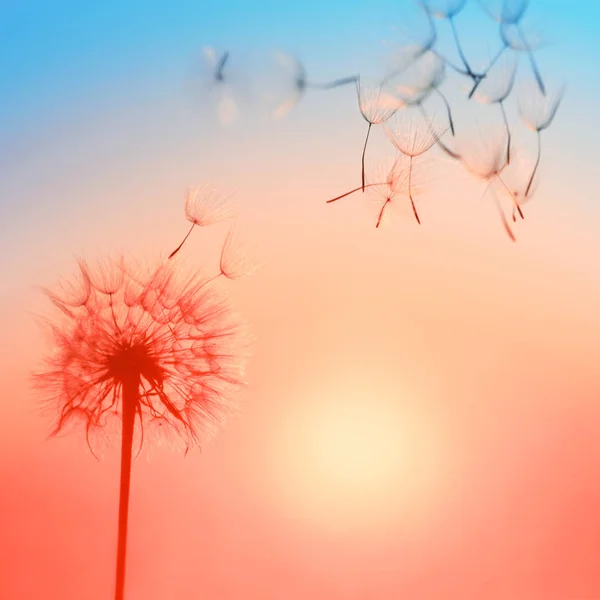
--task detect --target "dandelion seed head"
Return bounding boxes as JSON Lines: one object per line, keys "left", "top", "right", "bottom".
{"left": 473, "top": 54, "right": 517, "bottom": 104}
{"left": 458, "top": 127, "right": 509, "bottom": 179}
{"left": 518, "top": 81, "right": 565, "bottom": 132}
{"left": 391, "top": 50, "right": 446, "bottom": 106}
{"left": 184, "top": 184, "right": 238, "bottom": 227}
{"left": 384, "top": 113, "right": 447, "bottom": 157}
{"left": 356, "top": 77, "right": 403, "bottom": 125}
{"left": 219, "top": 224, "right": 259, "bottom": 281}
{"left": 33, "top": 256, "right": 250, "bottom": 454}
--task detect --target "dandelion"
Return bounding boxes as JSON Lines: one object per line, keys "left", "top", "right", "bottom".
{"left": 390, "top": 49, "right": 456, "bottom": 137}
{"left": 266, "top": 51, "right": 357, "bottom": 119}
{"left": 384, "top": 112, "right": 446, "bottom": 224}
{"left": 218, "top": 223, "right": 259, "bottom": 280}
{"left": 518, "top": 81, "right": 565, "bottom": 196}
{"left": 169, "top": 184, "right": 238, "bottom": 259}
{"left": 356, "top": 76, "right": 403, "bottom": 192}
{"left": 33, "top": 254, "right": 249, "bottom": 600}
{"left": 496, "top": 150, "right": 540, "bottom": 221}
{"left": 473, "top": 52, "right": 518, "bottom": 163}
{"left": 190, "top": 47, "right": 242, "bottom": 125}
{"left": 383, "top": 9, "right": 437, "bottom": 84}
{"left": 418, "top": 0, "right": 483, "bottom": 87}
{"left": 458, "top": 128, "right": 522, "bottom": 239}
{"left": 499, "top": 19, "right": 546, "bottom": 95}
{"left": 369, "top": 154, "right": 429, "bottom": 228}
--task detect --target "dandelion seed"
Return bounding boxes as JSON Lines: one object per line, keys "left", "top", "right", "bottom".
{"left": 389, "top": 49, "right": 456, "bottom": 136}
{"left": 473, "top": 52, "right": 518, "bottom": 163}
{"left": 356, "top": 76, "right": 403, "bottom": 192}
{"left": 500, "top": 20, "right": 547, "bottom": 95}
{"left": 418, "top": 0, "right": 480, "bottom": 86}
{"left": 33, "top": 255, "right": 250, "bottom": 600}
{"left": 169, "top": 185, "right": 238, "bottom": 259}
{"left": 458, "top": 128, "right": 522, "bottom": 237}
{"left": 475, "top": 0, "right": 532, "bottom": 98}
{"left": 369, "top": 153, "right": 428, "bottom": 228}
{"left": 219, "top": 223, "right": 259, "bottom": 280}
{"left": 384, "top": 112, "right": 446, "bottom": 224}
{"left": 189, "top": 47, "right": 244, "bottom": 125}
{"left": 496, "top": 151, "right": 540, "bottom": 221}
{"left": 273, "top": 51, "right": 357, "bottom": 119}
{"left": 518, "top": 81, "right": 565, "bottom": 196}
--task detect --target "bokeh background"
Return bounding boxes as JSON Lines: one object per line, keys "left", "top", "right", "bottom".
{"left": 2, "top": 1, "right": 600, "bottom": 598}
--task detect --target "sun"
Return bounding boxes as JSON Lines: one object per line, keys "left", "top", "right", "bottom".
{"left": 270, "top": 375, "right": 449, "bottom": 536}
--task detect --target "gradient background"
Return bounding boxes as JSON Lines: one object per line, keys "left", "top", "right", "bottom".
{"left": 2, "top": 1, "right": 600, "bottom": 598}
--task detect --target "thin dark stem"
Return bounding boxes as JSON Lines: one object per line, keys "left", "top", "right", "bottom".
{"left": 376, "top": 199, "right": 389, "bottom": 228}
{"left": 168, "top": 223, "right": 196, "bottom": 260}
{"left": 468, "top": 44, "right": 507, "bottom": 99}
{"left": 115, "top": 374, "right": 139, "bottom": 600}
{"left": 490, "top": 187, "right": 516, "bottom": 242}
{"left": 327, "top": 182, "right": 382, "bottom": 203}
{"left": 306, "top": 76, "right": 358, "bottom": 90}
{"left": 499, "top": 101, "right": 511, "bottom": 165}
{"left": 435, "top": 89, "right": 455, "bottom": 136}
{"left": 428, "top": 46, "right": 469, "bottom": 77}
{"left": 408, "top": 155, "right": 421, "bottom": 224}
{"left": 525, "top": 130, "right": 541, "bottom": 197}
{"left": 517, "top": 24, "right": 545, "bottom": 95}
{"left": 214, "top": 51, "right": 229, "bottom": 82}
{"left": 362, "top": 123, "right": 372, "bottom": 192}
{"left": 495, "top": 173, "right": 523, "bottom": 219}
{"left": 449, "top": 16, "right": 474, "bottom": 77}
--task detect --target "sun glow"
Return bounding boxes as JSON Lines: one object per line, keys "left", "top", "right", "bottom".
{"left": 271, "top": 376, "right": 450, "bottom": 535}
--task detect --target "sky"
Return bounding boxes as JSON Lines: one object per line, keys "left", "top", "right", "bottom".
{"left": 2, "top": 1, "right": 600, "bottom": 598}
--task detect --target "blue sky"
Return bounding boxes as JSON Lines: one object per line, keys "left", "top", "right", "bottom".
{"left": 2, "top": 0, "right": 595, "bottom": 136}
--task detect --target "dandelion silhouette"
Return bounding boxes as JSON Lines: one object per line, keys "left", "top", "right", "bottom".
{"left": 33, "top": 254, "right": 249, "bottom": 600}
{"left": 169, "top": 184, "right": 238, "bottom": 260}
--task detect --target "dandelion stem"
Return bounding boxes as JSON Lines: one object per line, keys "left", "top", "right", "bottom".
{"left": 115, "top": 373, "right": 139, "bottom": 600}
{"left": 361, "top": 123, "right": 372, "bottom": 192}
{"left": 496, "top": 173, "right": 524, "bottom": 219}
{"left": 376, "top": 199, "right": 389, "bottom": 228}
{"left": 517, "top": 24, "right": 546, "bottom": 95}
{"left": 491, "top": 187, "right": 516, "bottom": 242}
{"left": 408, "top": 155, "right": 421, "bottom": 225}
{"left": 449, "top": 16, "right": 473, "bottom": 77}
{"left": 525, "top": 130, "right": 541, "bottom": 197}
{"left": 169, "top": 223, "right": 196, "bottom": 260}
{"left": 326, "top": 182, "right": 382, "bottom": 203}
{"left": 435, "top": 89, "right": 455, "bottom": 136}
{"left": 499, "top": 101, "right": 511, "bottom": 165}
{"left": 306, "top": 76, "right": 358, "bottom": 90}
